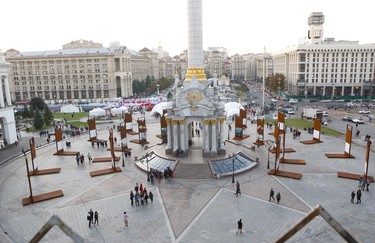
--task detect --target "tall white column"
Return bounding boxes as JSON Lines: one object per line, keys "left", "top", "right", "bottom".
{"left": 166, "top": 119, "right": 172, "bottom": 150}
{"left": 204, "top": 120, "right": 209, "bottom": 152}
{"left": 0, "top": 78, "right": 4, "bottom": 108}
{"left": 173, "top": 121, "right": 178, "bottom": 151}
{"left": 219, "top": 118, "right": 224, "bottom": 148}
{"left": 211, "top": 121, "right": 217, "bottom": 153}
{"left": 180, "top": 121, "right": 185, "bottom": 151}
{"left": 187, "top": 0, "right": 203, "bottom": 68}
{"left": 4, "top": 76, "right": 11, "bottom": 106}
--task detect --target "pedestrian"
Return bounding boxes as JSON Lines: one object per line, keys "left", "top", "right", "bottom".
{"left": 87, "top": 209, "right": 94, "bottom": 228}
{"left": 94, "top": 211, "right": 99, "bottom": 225}
{"left": 235, "top": 181, "right": 241, "bottom": 197}
{"left": 356, "top": 189, "right": 362, "bottom": 204}
{"left": 237, "top": 219, "right": 243, "bottom": 234}
{"left": 130, "top": 190, "right": 134, "bottom": 206}
{"left": 139, "top": 183, "right": 143, "bottom": 193}
{"left": 366, "top": 179, "right": 370, "bottom": 191}
{"left": 123, "top": 212, "right": 129, "bottom": 227}
{"left": 134, "top": 183, "right": 139, "bottom": 193}
{"left": 76, "top": 154, "right": 80, "bottom": 166}
{"left": 276, "top": 192, "right": 281, "bottom": 204}
{"left": 361, "top": 179, "right": 366, "bottom": 191}
{"left": 269, "top": 188, "right": 275, "bottom": 202}
{"left": 351, "top": 190, "right": 355, "bottom": 203}
{"left": 358, "top": 176, "right": 363, "bottom": 188}
{"left": 149, "top": 191, "right": 153, "bottom": 203}
{"left": 87, "top": 153, "right": 92, "bottom": 163}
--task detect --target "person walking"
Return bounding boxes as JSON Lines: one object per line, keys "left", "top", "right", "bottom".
{"left": 276, "top": 192, "right": 281, "bottom": 204}
{"left": 366, "top": 179, "right": 370, "bottom": 191}
{"left": 235, "top": 181, "right": 241, "bottom": 197}
{"left": 356, "top": 189, "right": 362, "bottom": 204}
{"left": 149, "top": 191, "right": 154, "bottom": 203}
{"left": 88, "top": 209, "right": 94, "bottom": 228}
{"left": 269, "top": 188, "right": 275, "bottom": 202}
{"left": 123, "top": 212, "right": 129, "bottom": 227}
{"left": 94, "top": 211, "right": 99, "bottom": 225}
{"left": 237, "top": 219, "right": 243, "bottom": 234}
{"left": 88, "top": 153, "right": 92, "bottom": 163}
{"left": 351, "top": 190, "right": 355, "bottom": 203}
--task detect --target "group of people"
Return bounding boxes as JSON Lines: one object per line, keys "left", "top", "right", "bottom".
{"left": 76, "top": 153, "right": 86, "bottom": 165}
{"left": 91, "top": 140, "right": 108, "bottom": 149}
{"left": 147, "top": 167, "right": 173, "bottom": 184}
{"left": 350, "top": 176, "right": 372, "bottom": 204}
{"left": 87, "top": 209, "right": 99, "bottom": 228}
{"left": 269, "top": 188, "right": 281, "bottom": 204}
{"left": 130, "top": 183, "right": 154, "bottom": 207}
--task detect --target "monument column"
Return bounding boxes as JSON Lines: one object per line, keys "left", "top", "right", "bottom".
{"left": 0, "top": 78, "right": 4, "bottom": 108}
{"left": 166, "top": 118, "right": 172, "bottom": 151}
{"left": 203, "top": 119, "right": 210, "bottom": 152}
{"left": 211, "top": 120, "right": 217, "bottom": 154}
{"left": 173, "top": 120, "right": 178, "bottom": 152}
{"left": 180, "top": 120, "right": 186, "bottom": 151}
{"left": 219, "top": 118, "right": 225, "bottom": 148}
{"left": 4, "top": 76, "right": 12, "bottom": 106}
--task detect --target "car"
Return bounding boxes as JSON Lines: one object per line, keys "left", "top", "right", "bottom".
{"left": 352, "top": 118, "right": 365, "bottom": 124}
{"left": 271, "top": 98, "right": 278, "bottom": 103}
{"left": 323, "top": 111, "right": 328, "bottom": 117}
{"left": 289, "top": 99, "right": 298, "bottom": 104}
{"left": 359, "top": 110, "right": 371, "bottom": 114}
{"left": 321, "top": 99, "right": 332, "bottom": 103}
{"left": 287, "top": 109, "right": 295, "bottom": 115}
{"left": 342, "top": 116, "right": 353, "bottom": 122}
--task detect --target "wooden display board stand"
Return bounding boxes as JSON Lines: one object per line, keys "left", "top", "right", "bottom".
{"left": 337, "top": 138, "right": 374, "bottom": 182}
{"left": 22, "top": 153, "right": 63, "bottom": 206}
{"left": 130, "top": 117, "right": 149, "bottom": 145}
{"left": 268, "top": 125, "right": 302, "bottom": 180}
{"left": 53, "top": 128, "right": 79, "bottom": 156}
{"left": 279, "top": 124, "right": 305, "bottom": 165}
{"left": 87, "top": 118, "right": 107, "bottom": 143}
{"left": 125, "top": 112, "right": 138, "bottom": 135}
{"left": 253, "top": 118, "right": 264, "bottom": 146}
{"left": 270, "top": 112, "right": 295, "bottom": 154}
{"left": 29, "top": 137, "right": 61, "bottom": 176}
{"left": 109, "top": 123, "right": 131, "bottom": 152}
{"left": 233, "top": 109, "right": 249, "bottom": 140}
{"left": 156, "top": 109, "right": 167, "bottom": 143}
{"left": 300, "top": 118, "right": 323, "bottom": 144}
{"left": 90, "top": 129, "right": 122, "bottom": 177}
{"left": 325, "top": 125, "right": 355, "bottom": 158}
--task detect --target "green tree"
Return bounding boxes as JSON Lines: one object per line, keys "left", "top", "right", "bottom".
{"left": 33, "top": 109, "right": 44, "bottom": 129}
{"left": 22, "top": 106, "right": 30, "bottom": 118}
{"left": 30, "top": 97, "right": 45, "bottom": 110}
{"left": 266, "top": 73, "right": 286, "bottom": 94}
{"left": 43, "top": 105, "right": 54, "bottom": 126}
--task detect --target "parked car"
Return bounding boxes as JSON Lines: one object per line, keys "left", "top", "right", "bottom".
{"left": 289, "top": 99, "right": 298, "bottom": 104}
{"left": 359, "top": 110, "right": 371, "bottom": 114}
{"left": 323, "top": 111, "right": 328, "bottom": 117}
{"left": 342, "top": 116, "right": 353, "bottom": 122}
{"left": 352, "top": 118, "right": 365, "bottom": 124}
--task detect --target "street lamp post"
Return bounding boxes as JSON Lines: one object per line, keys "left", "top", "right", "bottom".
{"left": 121, "top": 143, "right": 125, "bottom": 167}
{"left": 157, "top": 84, "right": 160, "bottom": 95}
{"left": 265, "top": 141, "right": 274, "bottom": 169}
{"left": 278, "top": 78, "right": 281, "bottom": 97}
{"left": 232, "top": 154, "right": 235, "bottom": 183}
{"left": 361, "top": 80, "right": 364, "bottom": 107}
{"left": 331, "top": 83, "right": 334, "bottom": 101}
{"left": 146, "top": 155, "right": 150, "bottom": 182}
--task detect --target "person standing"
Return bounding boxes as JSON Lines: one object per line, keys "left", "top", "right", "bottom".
{"left": 351, "top": 190, "right": 355, "bottom": 203}
{"left": 356, "top": 189, "right": 362, "bottom": 204}
{"left": 149, "top": 191, "right": 154, "bottom": 203}
{"left": 94, "top": 211, "right": 99, "bottom": 225}
{"left": 87, "top": 153, "right": 92, "bottom": 163}
{"left": 130, "top": 190, "right": 134, "bottom": 206}
{"left": 366, "top": 179, "right": 370, "bottom": 191}
{"left": 88, "top": 209, "right": 94, "bottom": 228}
{"left": 235, "top": 181, "right": 241, "bottom": 197}
{"left": 237, "top": 219, "right": 243, "bottom": 233}
{"left": 276, "top": 192, "right": 281, "bottom": 204}
{"left": 123, "top": 212, "right": 129, "bottom": 227}
{"left": 269, "top": 188, "right": 275, "bottom": 202}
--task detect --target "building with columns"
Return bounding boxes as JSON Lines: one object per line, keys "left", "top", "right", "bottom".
{"left": 164, "top": 0, "right": 225, "bottom": 157}
{"left": 272, "top": 12, "right": 375, "bottom": 97}
{"left": 0, "top": 51, "right": 17, "bottom": 146}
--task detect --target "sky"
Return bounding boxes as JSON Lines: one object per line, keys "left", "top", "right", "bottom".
{"left": 1, "top": 0, "right": 374, "bottom": 56}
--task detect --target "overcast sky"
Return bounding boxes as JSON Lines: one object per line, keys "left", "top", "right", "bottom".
{"left": 1, "top": 0, "right": 374, "bottom": 56}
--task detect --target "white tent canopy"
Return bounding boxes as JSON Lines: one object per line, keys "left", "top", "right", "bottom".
{"left": 224, "top": 102, "right": 244, "bottom": 118}
{"left": 60, "top": 104, "right": 80, "bottom": 113}
{"left": 89, "top": 108, "right": 106, "bottom": 117}
{"left": 117, "top": 106, "right": 129, "bottom": 114}
{"left": 150, "top": 102, "right": 171, "bottom": 116}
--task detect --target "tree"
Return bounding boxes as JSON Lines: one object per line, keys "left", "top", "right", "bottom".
{"left": 22, "top": 106, "right": 30, "bottom": 118}
{"left": 43, "top": 105, "right": 54, "bottom": 126}
{"left": 33, "top": 109, "right": 44, "bottom": 129}
{"left": 30, "top": 97, "right": 45, "bottom": 110}
{"left": 167, "top": 91, "right": 173, "bottom": 100}
{"left": 266, "top": 73, "right": 286, "bottom": 94}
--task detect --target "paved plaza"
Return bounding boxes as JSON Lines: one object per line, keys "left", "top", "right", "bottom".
{"left": 1, "top": 113, "right": 375, "bottom": 242}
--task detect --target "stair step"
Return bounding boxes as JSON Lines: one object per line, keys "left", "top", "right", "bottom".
{"left": 173, "top": 163, "right": 213, "bottom": 179}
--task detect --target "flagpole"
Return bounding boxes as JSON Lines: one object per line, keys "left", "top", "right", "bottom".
{"left": 262, "top": 47, "right": 266, "bottom": 110}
